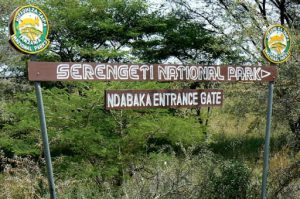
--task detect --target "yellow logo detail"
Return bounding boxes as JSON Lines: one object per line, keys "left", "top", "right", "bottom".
{"left": 19, "top": 17, "right": 42, "bottom": 41}
{"left": 269, "top": 34, "right": 286, "bottom": 54}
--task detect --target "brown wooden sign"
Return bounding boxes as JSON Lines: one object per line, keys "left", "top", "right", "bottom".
{"left": 28, "top": 61, "right": 277, "bottom": 82}
{"left": 105, "top": 89, "right": 223, "bottom": 110}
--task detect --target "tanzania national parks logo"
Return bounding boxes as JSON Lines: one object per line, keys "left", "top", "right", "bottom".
{"left": 262, "top": 25, "right": 291, "bottom": 64}
{"left": 9, "top": 5, "right": 50, "bottom": 54}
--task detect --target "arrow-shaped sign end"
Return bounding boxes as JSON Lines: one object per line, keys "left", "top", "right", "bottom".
{"left": 261, "top": 69, "right": 271, "bottom": 79}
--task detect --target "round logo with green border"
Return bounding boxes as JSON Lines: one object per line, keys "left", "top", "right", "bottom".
{"left": 9, "top": 5, "right": 50, "bottom": 54}
{"left": 262, "top": 25, "right": 291, "bottom": 64}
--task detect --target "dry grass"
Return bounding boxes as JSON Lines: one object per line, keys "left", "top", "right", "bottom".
{"left": 0, "top": 151, "right": 49, "bottom": 199}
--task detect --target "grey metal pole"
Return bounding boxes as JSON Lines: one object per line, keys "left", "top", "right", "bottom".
{"left": 35, "top": 81, "right": 57, "bottom": 199}
{"left": 261, "top": 81, "right": 274, "bottom": 199}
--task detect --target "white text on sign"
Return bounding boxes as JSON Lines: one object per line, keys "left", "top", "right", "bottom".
{"left": 105, "top": 89, "right": 223, "bottom": 110}
{"left": 55, "top": 64, "right": 275, "bottom": 82}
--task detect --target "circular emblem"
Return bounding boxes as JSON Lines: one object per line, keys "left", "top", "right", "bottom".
{"left": 262, "top": 25, "right": 291, "bottom": 64}
{"left": 9, "top": 5, "right": 50, "bottom": 54}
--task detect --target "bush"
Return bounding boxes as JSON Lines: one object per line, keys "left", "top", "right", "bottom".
{"left": 121, "top": 149, "right": 253, "bottom": 199}
{"left": 201, "top": 160, "right": 251, "bottom": 199}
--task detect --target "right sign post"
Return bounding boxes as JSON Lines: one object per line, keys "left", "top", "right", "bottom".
{"left": 261, "top": 24, "right": 291, "bottom": 199}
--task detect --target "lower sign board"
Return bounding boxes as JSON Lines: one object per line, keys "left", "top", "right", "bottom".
{"left": 105, "top": 89, "right": 223, "bottom": 110}
{"left": 28, "top": 61, "right": 277, "bottom": 82}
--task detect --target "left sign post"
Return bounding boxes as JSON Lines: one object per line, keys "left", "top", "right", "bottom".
{"left": 34, "top": 81, "right": 56, "bottom": 199}
{"left": 9, "top": 5, "right": 56, "bottom": 199}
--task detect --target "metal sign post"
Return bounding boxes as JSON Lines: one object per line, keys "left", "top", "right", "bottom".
{"left": 260, "top": 24, "right": 291, "bottom": 198}
{"left": 261, "top": 81, "right": 274, "bottom": 199}
{"left": 34, "top": 81, "right": 56, "bottom": 199}
{"left": 8, "top": 5, "right": 55, "bottom": 197}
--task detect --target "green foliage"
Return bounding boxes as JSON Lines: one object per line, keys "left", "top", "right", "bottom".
{"left": 131, "top": 12, "right": 239, "bottom": 64}
{"left": 201, "top": 159, "right": 251, "bottom": 199}
{"left": 121, "top": 114, "right": 206, "bottom": 159}
{"left": 38, "top": 0, "right": 163, "bottom": 62}
{"left": 0, "top": 84, "right": 40, "bottom": 156}
{"left": 0, "top": 79, "right": 205, "bottom": 190}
